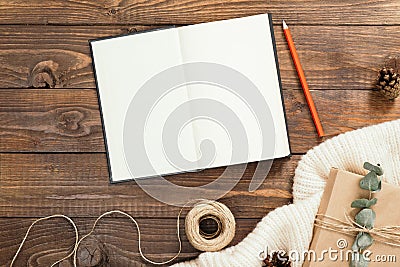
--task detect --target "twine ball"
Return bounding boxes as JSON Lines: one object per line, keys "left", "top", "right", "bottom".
{"left": 185, "top": 201, "right": 236, "bottom": 252}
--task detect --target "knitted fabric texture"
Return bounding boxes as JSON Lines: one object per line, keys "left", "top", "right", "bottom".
{"left": 172, "top": 119, "right": 400, "bottom": 267}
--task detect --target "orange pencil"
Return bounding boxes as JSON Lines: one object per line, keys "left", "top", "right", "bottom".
{"left": 283, "top": 20, "right": 325, "bottom": 137}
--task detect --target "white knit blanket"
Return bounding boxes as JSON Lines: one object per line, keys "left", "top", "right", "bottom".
{"left": 173, "top": 119, "right": 400, "bottom": 267}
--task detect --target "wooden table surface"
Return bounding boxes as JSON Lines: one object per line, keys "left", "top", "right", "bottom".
{"left": 1, "top": 1, "right": 400, "bottom": 266}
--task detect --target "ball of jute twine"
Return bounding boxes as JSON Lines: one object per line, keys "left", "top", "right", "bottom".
{"left": 185, "top": 200, "right": 236, "bottom": 252}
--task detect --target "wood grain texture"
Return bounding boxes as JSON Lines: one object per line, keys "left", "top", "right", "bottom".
{"left": 0, "top": 26, "right": 150, "bottom": 89}
{"left": 0, "top": 25, "right": 398, "bottom": 90}
{"left": 1, "top": 89, "right": 399, "bottom": 153}
{"left": 285, "top": 89, "right": 400, "bottom": 151}
{"left": 0, "top": 153, "right": 295, "bottom": 218}
{"left": 0, "top": 89, "right": 103, "bottom": 152}
{"left": 1, "top": 1, "right": 398, "bottom": 266}
{"left": 0, "top": 0, "right": 399, "bottom": 25}
{"left": 0, "top": 217, "right": 258, "bottom": 266}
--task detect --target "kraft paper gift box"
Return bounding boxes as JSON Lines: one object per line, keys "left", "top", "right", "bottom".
{"left": 304, "top": 168, "right": 400, "bottom": 266}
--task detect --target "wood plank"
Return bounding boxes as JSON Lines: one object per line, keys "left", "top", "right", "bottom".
{"left": 0, "top": 89, "right": 103, "bottom": 152}
{"left": 0, "top": 217, "right": 258, "bottom": 266}
{"left": 0, "top": 26, "right": 150, "bottom": 89}
{"left": 285, "top": 89, "right": 400, "bottom": 151}
{"left": 1, "top": 89, "right": 400, "bottom": 153}
{"left": 0, "top": 0, "right": 399, "bottom": 25}
{"left": 0, "top": 153, "right": 296, "bottom": 218}
{"left": 0, "top": 25, "right": 398, "bottom": 90}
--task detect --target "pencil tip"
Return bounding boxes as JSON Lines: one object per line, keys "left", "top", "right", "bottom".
{"left": 282, "top": 20, "right": 288, "bottom": 29}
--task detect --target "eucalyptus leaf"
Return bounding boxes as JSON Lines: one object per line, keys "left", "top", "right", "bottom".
{"left": 351, "top": 198, "right": 377, "bottom": 208}
{"left": 368, "top": 198, "right": 378, "bottom": 206}
{"left": 355, "top": 209, "right": 376, "bottom": 229}
{"left": 350, "top": 252, "right": 370, "bottom": 267}
{"left": 360, "top": 172, "right": 381, "bottom": 191}
{"left": 376, "top": 181, "right": 382, "bottom": 192}
{"left": 355, "top": 232, "right": 374, "bottom": 250}
{"left": 363, "top": 162, "right": 383, "bottom": 176}
{"left": 351, "top": 239, "right": 360, "bottom": 251}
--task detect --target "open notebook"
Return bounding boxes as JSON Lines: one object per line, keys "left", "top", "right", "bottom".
{"left": 90, "top": 13, "right": 291, "bottom": 182}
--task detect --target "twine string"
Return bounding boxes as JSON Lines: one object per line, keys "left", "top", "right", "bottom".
{"left": 10, "top": 214, "right": 79, "bottom": 267}
{"left": 73, "top": 209, "right": 183, "bottom": 266}
{"left": 315, "top": 213, "right": 400, "bottom": 248}
{"left": 11, "top": 209, "right": 184, "bottom": 267}
{"left": 11, "top": 199, "right": 234, "bottom": 266}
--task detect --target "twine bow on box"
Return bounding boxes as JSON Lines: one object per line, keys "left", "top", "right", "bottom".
{"left": 315, "top": 213, "right": 400, "bottom": 248}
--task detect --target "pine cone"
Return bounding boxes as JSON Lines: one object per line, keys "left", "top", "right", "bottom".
{"left": 263, "top": 251, "right": 291, "bottom": 267}
{"left": 376, "top": 67, "right": 400, "bottom": 100}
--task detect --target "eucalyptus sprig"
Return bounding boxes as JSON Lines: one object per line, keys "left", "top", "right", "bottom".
{"left": 350, "top": 162, "right": 383, "bottom": 267}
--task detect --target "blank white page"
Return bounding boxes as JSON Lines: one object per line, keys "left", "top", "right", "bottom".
{"left": 178, "top": 14, "right": 290, "bottom": 169}
{"left": 91, "top": 28, "right": 198, "bottom": 182}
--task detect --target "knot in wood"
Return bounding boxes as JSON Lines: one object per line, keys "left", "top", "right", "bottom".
{"left": 77, "top": 238, "right": 107, "bottom": 267}
{"left": 57, "top": 110, "right": 84, "bottom": 131}
{"left": 121, "top": 27, "right": 138, "bottom": 34}
{"left": 107, "top": 8, "right": 118, "bottom": 16}
{"left": 29, "top": 60, "right": 59, "bottom": 88}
